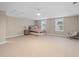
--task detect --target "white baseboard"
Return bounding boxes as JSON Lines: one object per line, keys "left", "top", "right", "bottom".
{"left": 47, "top": 34, "right": 66, "bottom": 37}
{"left": 0, "top": 40, "right": 7, "bottom": 45}
{"left": 0, "top": 38, "right": 7, "bottom": 45}
{"left": 6, "top": 34, "right": 24, "bottom": 38}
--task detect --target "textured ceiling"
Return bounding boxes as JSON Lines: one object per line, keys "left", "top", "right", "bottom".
{"left": 0, "top": 2, "right": 79, "bottom": 20}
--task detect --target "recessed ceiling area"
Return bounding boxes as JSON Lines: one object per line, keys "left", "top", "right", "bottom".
{"left": 0, "top": 2, "right": 79, "bottom": 20}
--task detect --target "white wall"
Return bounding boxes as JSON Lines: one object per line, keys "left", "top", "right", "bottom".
{"left": 77, "top": 16, "right": 79, "bottom": 32}
{"left": 46, "top": 16, "right": 78, "bottom": 36}
{"left": 6, "top": 16, "right": 34, "bottom": 38}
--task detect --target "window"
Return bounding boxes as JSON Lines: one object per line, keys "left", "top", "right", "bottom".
{"left": 41, "top": 20, "right": 47, "bottom": 31}
{"left": 55, "top": 18, "right": 64, "bottom": 32}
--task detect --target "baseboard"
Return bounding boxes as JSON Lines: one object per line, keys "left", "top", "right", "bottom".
{"left": 0, "top": 38, "right": 7, "bottom": 45}
{"left": 47, "top": 34, "right": 66, "bottom": 37}
{"left": 6, "top": 34, "right": 24, "bottom": 38}
{"left": 0, "top": 40, "right": 7, "bottom": 45}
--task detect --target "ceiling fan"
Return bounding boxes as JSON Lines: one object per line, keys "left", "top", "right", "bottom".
{"left": 73, "top": 2, "right": 78, "bottom": 5}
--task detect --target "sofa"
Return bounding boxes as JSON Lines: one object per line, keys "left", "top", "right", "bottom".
{"left": 66, "top": 32, "right": 79, "bottom": 39}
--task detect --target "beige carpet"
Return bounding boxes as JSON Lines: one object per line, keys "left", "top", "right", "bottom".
{"left": 0, "top": 35, "right": 79, "bottom": 57}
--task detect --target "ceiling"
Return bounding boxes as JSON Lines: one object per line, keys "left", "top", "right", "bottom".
{"left": 0, "top": 2, "right": 79, "bottom": 20}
